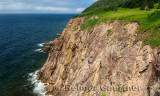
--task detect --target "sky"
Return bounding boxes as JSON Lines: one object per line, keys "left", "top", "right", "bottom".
{"left": 0, "top": 0, "right": 96, "bottom": 13}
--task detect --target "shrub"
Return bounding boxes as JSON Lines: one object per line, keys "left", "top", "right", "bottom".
{"left": 121, "top": 0, "right": 143, "bottom": 8}
{"left": 140, "top": 0, "right": 149, "bottom": 10}
{"left": 148, "top": 10, "right": 160, "bottom": 21}
{"left": 148, "top": 0, "right": 155, "bottom": 8}
{"left": 120, "top": 0, "right": 155, "bottom": 9}
{"left": 81, "top": 18, "right": 99, "bottom": 31}
{"left": 158, "top": 1, "right": 160, "bottom": 9}
{"left": 74, "top": 4, "right": 118, "bottom": 18}
{"left": 94, "top": 4, "right": 118, "bottom": 13}
{"left": 82, "top": 0, "right": 121, "bottom": 13}
{"left": 140, "top": 0, "right": 156, "bottom": 10}
{"left": 142, "top": 28, "right": 160, "bottom": 48}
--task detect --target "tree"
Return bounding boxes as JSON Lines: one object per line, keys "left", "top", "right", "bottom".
{"left": 158, "top": 0, "right": 160, "bottom": 9}
{"left": 121, "top": 0, "right": 143, "bottom": 8}
{"left": 141, "top": 0, "right": 149, "bottom": 10}
{"left": 154, "top": 0, "right": 159, "bottom": 3}
{"left": 148, "top": 0, "right": 154, "bottom": 8}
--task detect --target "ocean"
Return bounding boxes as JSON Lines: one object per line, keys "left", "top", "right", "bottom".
{"left": 0, "top": 14, "right": 76, "bottom": 96}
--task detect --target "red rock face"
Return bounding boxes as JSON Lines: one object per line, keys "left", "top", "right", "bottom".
{"left": 37, "top": 17, "right": 160, "bottom": 96}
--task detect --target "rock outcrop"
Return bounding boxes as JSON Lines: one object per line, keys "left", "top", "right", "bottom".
{"left": 37, "top": 17, "right": 160, "bottom": 96}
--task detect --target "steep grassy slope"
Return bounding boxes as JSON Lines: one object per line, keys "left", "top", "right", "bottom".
{"left": 76, "top": 3, "right": 160, "bottom": 48}
{"left": 83, "top": 0, "right": 160, "bottom": 14}
{"left": 82, "top": 0, "right": 122, "bottom": 13}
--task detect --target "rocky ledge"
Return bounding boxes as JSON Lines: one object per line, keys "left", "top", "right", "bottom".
{"left": 37, "top": 17, "right": 160, "bottom": 96}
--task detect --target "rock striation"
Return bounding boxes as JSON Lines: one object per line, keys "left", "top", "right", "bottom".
{"left": 37, "top": 17, "right": 160, "bottom": 96}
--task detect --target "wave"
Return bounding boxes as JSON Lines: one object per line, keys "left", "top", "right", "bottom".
{"left": 37, "top": 43, "right": 45, "bottom": 47}
{"left": 35, "top": 49, "right": 43, "bottom": 52}
{"left": 28, "top": 71, "right": 51, "bottom": 96}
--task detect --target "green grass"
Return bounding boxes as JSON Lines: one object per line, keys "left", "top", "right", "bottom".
{"left": 80, "top": 7, "right": 160, "bottom": 31}
{"left": 98, "top": 8, "right": 160, "bottom": 31}
{"left": 81, "top": 18, "right": 99, "bottom": 31}
{"left": 101, "top": 93, "right": 106, "bottom": 96}
{"left": 148, "top": 10, "right": 160, "bottom": 22}
{"left": 117, "top": 84, "right": 124, "bottom": 93}
{"left": 73, "top": 27, "right": 78, "bottom": 31}
{"left": 142, "top": 28, "right": 160, "bottom": 48}
{"left": 82, "top": 0, "right": 122, "bottom": 13}
{"left": 77, "top": 4, "right": 160, "bottom": 48}
{"left": 107, "top": 29, "right": 114, "bottom": 36}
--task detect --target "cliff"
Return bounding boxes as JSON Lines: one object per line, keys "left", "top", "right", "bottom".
{"left": 36, "top": 17, "right": 160, "bottom": 96}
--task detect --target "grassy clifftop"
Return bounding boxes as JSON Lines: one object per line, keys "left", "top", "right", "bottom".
{"left": 75, "top": 1, "right": 160, "bottom": 48}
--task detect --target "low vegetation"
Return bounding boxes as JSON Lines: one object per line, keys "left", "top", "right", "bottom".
{"left": 74, "top": 0, "right": 160, "bottom": 48}
{"left": 79, "top": 6, "right": 160, "bottom": 31}
{"left": 158, "top": 2, "right": 160, "bottom": 9}
{"left": 107, "top": 29, "right": 114, "bottom": 36}
{"left": 82, "top": 0, "right": 122, "bottom": 13}
{"left": 148, "top": 10, "right": 160, "bottom": 21}
{"left": 101, "top": 93, "right": 106, "bottom": 96}
{"left": 81, "top": 18, "right": 99, "bottom": 31}
{"left": 117, "top": 84, "right": 124, "bottom": 93}
{"left": 142, "top": 27, "right": 160, "bottom": 48}
{"left": 82, "top": 0, "right": 160, "bottom": 14}
{"left": 73, "top": 27, "right": 78, "bottom": 32}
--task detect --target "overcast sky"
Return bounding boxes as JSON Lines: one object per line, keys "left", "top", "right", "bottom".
{"left": 0, "top": 0, "right": 96, "bottom": 13}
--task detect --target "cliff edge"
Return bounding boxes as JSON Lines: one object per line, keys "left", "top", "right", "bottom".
{"left": 36, "top": 17, "right": 160, "bottom": 96}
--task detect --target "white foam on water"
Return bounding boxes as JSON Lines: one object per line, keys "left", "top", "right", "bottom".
{"left": 35, "top": 49, "right": 43, "bottom": 52}
{"left": 28, "top": 71, "right": 52, "bottom": 96}
{"left": 37, "top": 43, "right": 45, "bottom": 47}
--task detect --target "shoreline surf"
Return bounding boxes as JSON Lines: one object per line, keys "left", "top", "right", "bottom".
{"left": 28, "top": 71, "right": 51, "bottom": 96}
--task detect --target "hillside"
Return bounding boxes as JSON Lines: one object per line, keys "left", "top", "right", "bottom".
{"left": 83, "top": 0, "right": 160, "bottom": 13}
{"left": 75, "top": 2, "right": 160, "bottom": 48}
{"left": 82, "top": 0, "right": 123, "bottom": 13}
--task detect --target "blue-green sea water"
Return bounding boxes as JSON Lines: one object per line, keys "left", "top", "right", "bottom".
{"left": 0, "top": 14, "right": 76, "bottom": 96}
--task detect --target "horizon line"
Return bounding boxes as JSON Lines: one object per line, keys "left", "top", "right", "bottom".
{"left": 0, "top": 12, "right": 80, "bottom": 14}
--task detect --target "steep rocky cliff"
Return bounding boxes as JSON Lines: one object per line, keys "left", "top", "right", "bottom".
{"left": 37, "top": 17, "right": 160, "bottom": 96}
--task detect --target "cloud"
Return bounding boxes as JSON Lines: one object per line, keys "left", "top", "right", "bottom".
{"left": 0, "top": 0, "right": 94, "bottom": 13}
{"left": 0, "top": 2, "right": 70, "bottom": 12}
{"left": 76, "top": 8, "right": 85, "bottom": 12}
{"left": 0, "top": 2, "right": 33, "bottom": 11}
{"left": 35, "top": 6, "right": 70, "bottom": 12}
